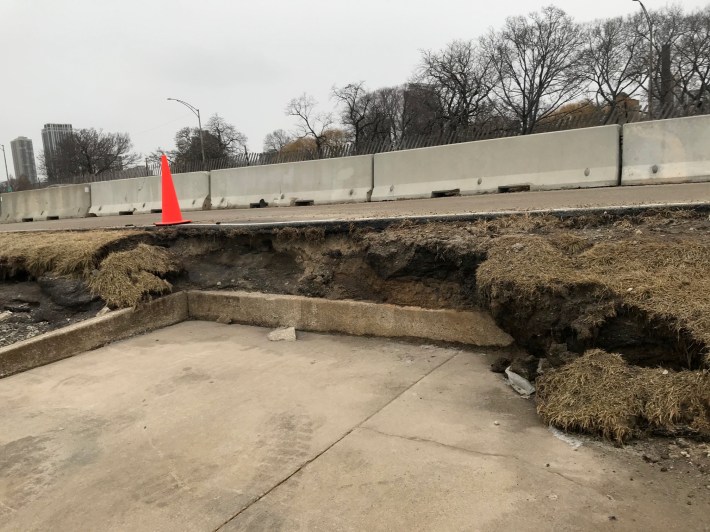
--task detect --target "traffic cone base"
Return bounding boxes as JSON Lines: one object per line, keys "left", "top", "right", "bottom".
{"left": 155, "top": 154, "right": 192, "bottom": 226}
{"left": 155, "top": 219, "right": 192, "bottom": 226}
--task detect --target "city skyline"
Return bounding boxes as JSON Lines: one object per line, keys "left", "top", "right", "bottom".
{"left": 3, "top": 0, "right": 709, "bottom": 183}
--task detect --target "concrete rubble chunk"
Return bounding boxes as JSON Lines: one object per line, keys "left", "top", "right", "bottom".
{"left": 505, "top": 367, "right": 536, "bottom": 397}
{"left": 268, "top": 326, "right": 297, "bottom": 342}
{"left": 0, "top": 311, "right": 13, "bottom": 322}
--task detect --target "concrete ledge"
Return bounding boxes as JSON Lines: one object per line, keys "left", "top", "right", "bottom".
{"left": 188, "top": 290, "right": 513, "bottom": 347}
{"left": 0, "top": 292, "right": 188, "bottom": 378}
{"left": 1, "top": 290, "right": 512, "bottom": 379}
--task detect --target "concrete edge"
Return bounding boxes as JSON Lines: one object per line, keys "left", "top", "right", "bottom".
{"left": 0, "top": 292, "right": 188, "bottom": 379}
{"left": 0, "top": 290, "right": 512, "bottom": 379}
{"left": 620, "top": 176, "right": 710, "bottom": 186}
{"left": 187, "top": 290, "right": 514, "bottom": 348}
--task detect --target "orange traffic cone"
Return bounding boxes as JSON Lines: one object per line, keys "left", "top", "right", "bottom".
{"left": 155, "top": 155, "right": 191, "bottom": 226}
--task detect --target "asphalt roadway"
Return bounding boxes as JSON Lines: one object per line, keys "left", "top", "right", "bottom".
{"left": 2, "top": 322, "right": 707, "bottom": 530}
{"left": 2, "top": 182, "right": 709, "bottom": 232}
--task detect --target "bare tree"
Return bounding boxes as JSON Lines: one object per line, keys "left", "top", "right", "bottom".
{"left": 674, "top": 6, "right": 710, "bottom": 111}
{"left": 372, "top": 87, "right": 407, "bottom": 147}
{"left": 164, "top": 115, "right": 247, "bottom": 168}
{"left": 263, "top": 129, "right": 294, "bottom": 153}
{"left": 45, "top": 128, "right": 139, "bottom": 182}
{"left": 416, "top": 40, "right": 494, "bottom": 134}
{"left": 645, "top": 5, "right": 687, "bottom": 112}
{"left": 365, "top": 85, "right": 443, "bottom": 149}
{"left": 286, "top": 93, "right": 335, "bottom": 158}
{"left": 206, "top": 114, "right": 248, "bottom": 157}
{"left": 332, "top": 82, "right": 378, "bottom": 152}
{"left": 484, "top": 6, "right": 586, "bottom": 134}
{"left": 581, "top": 16, "right": 646, "bottom": 122}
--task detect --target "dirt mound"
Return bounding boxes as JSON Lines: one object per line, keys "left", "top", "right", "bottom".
{"left": 537, "top": 349, "right": 710, "bottom": 443}
{"left": 0, "top": 230, "right": 141, "bottom": 277}
{"left": 88, "top": 243, "right": 179, "bottom": 308}
{"left": 0, "top": 231, "right": 177, "bottom": 309}
{"left": 478, "top": 231, "right": 710, "bottom": 368}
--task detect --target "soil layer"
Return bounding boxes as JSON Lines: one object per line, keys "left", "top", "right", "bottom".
{"left": 2, "top": 209, "right": 709, "bottom": 369}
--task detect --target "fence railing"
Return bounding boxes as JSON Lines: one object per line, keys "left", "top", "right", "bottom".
{"left": 4, "top": 101, "right": 707, "bottom": 194}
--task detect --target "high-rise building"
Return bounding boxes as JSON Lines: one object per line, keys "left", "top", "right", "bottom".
{"left": 41, "top": 123, "right": 73, "bottom": 178}
{"left": 10, "top": 136, "right": 38, "bottom": 183}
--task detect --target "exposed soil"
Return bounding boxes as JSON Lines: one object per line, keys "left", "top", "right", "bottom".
{"left": 1, "top": 208, "right": 709, "bottom": 444}
{"left": 2, "top": 209, "right": 709, "bottom": 364}
{"left": 0, "top": 281, "right": 103, "bottom": 348}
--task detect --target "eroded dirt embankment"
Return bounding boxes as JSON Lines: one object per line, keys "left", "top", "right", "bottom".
{"left": 2, "top": 210, "right": 710, "bottom": 367}
{"left": 1, "top": 209, "right": 709, "bottom": 444}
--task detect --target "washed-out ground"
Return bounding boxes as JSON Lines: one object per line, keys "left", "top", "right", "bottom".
{"left": 1, "top": 322, "right": 708, "bottom": 531}
{"left": 1, "top": 208, "right": 709, "bottom": 493}
{"left": 3, "top": 208, "right": 710, "bottom": 363}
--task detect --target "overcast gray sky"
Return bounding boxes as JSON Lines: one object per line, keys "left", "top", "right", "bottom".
{"left": 1, "top": 0, "right": 706, "bottom": 177}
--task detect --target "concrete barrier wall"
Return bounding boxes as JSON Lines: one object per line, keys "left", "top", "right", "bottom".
{"left": 5, "top": 120, "right": 707, "bottom": 223}
{"left": 0, "top": 185, "right": 91, "bottom": 223}
{"left": 621, "top": 115, "right": 710, "bottom": 186}
{"left": 210, "top": 155, "right": 373, "bottom": 208}
{"left": 372, "top": 126, "right": 621, "bottom": 201}
{"left": 89, "top": 172, "right": 210, "bottom": 216}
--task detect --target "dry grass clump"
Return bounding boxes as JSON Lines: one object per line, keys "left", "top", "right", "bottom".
{"left": 478, "top": 234, "right": 710, "bottom": 356}
{"left": 88, "top": 243, "right": 178, "bottom": 308}
{"left": 0, "top": 230, "right": 139, "bottom": 277}
{"left": 0, "top": 230, "right": 180, "bottom": 308}
{"left": 537, "top": 350, "right": 710, "bottom": 443}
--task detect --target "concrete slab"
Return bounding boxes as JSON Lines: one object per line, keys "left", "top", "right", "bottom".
{"left": 0, "top": 322, "right": 455, "bottom": 531}
{"left": 0, "top": 292, "right": 188, "bottom": 378}
{"left": 1, "top": 322, "right": 707, "bottom": 531}
{"left": 224, "top": 353, "right": 710, "bottom": 531}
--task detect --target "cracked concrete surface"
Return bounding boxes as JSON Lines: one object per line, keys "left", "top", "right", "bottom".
{"left": 0, "top": 322, "right": 707, "bottom": 531}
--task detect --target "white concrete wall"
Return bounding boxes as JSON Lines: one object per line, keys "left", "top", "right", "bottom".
{"left": 89, "top": 172, "right": 210, "bottom": 216}
{"left": 0, "top": 185, "right": 91, "bottom": 223}
{"left": 621, "top": 115, "right": 710, "bottom": 185}
{"left": 372, "top": 126, "right": 621, "bottom": 201}
{"left": 210, "top": 156, "right": 373, "bottom": 208}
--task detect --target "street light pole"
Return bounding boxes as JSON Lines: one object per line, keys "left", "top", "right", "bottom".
{"left": 0, "top": 144, "right": 9, "bottom": 184}
{"left": 633, "top": 0, "right": 654, "bottom": 120}
{"left": 167, "top": 97, "right": 206, "bottom": 168}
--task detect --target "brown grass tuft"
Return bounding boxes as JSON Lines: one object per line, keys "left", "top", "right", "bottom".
{"left": 87, "top": 244, "right": 178, "bottom": 308}
{"left": 478, "top": 234, "right": 710, "bottom": 360}
{"left": 0, "top": 230, "right": 140, "bottom": 277}
{"left": 537, "top": 350, "right": 710, "bottom": 443}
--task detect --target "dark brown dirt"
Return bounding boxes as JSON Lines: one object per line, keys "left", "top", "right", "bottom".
{"left": 1, "top": 209, "right": 709, "bottom": 374}
{"left": 0, "top": 282, "right": 103, "bottom": 348}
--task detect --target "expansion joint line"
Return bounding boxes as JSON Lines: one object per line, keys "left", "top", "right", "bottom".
{"left": 212, "top": 352, "right": 460, "bottom": 531}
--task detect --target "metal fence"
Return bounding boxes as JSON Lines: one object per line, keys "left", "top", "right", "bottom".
{"left": 4, "top": 101, "right": 707, "bottom": 193}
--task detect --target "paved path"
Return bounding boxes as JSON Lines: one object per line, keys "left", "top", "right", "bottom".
{"left": 1, "top": 182, "right": 709, "bottom": 232}
{"left": 1, "top": 322, "right": 706, "bottom": 530}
